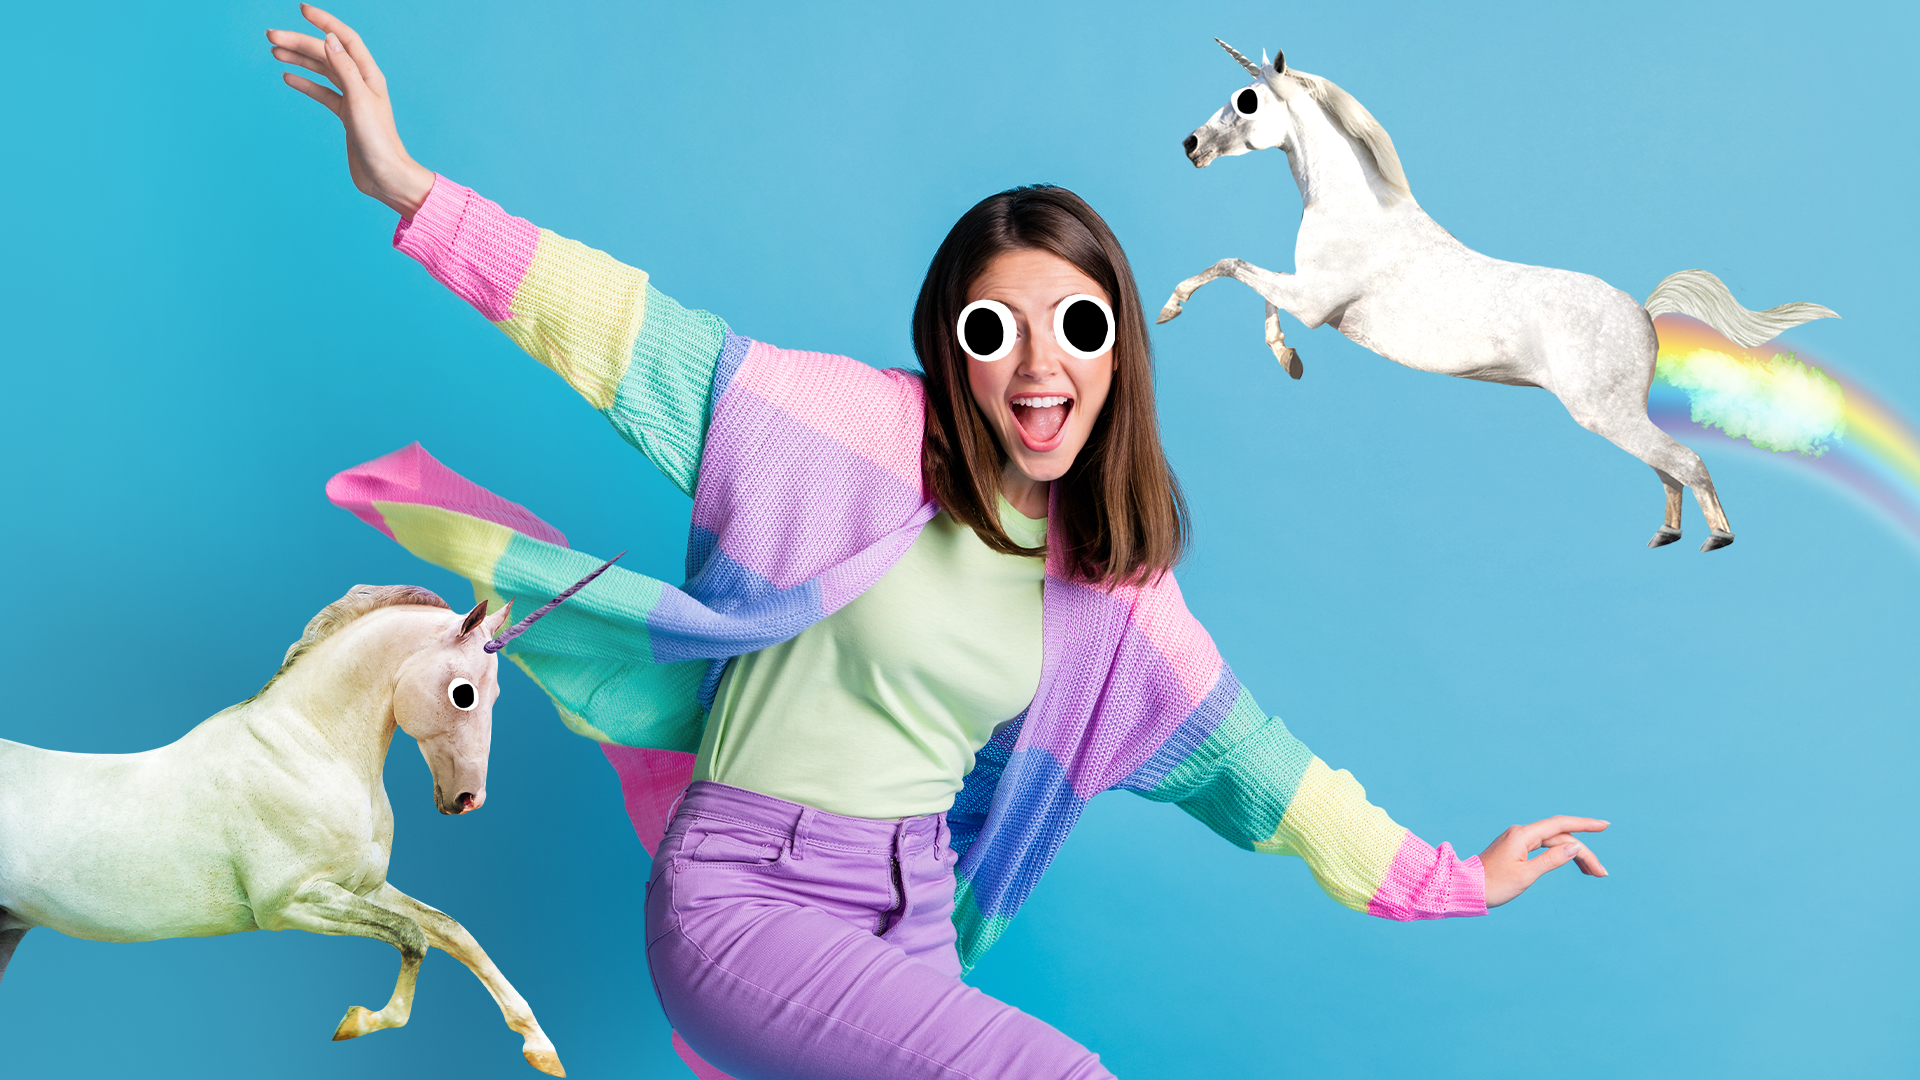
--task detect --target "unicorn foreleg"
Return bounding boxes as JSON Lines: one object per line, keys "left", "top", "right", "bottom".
{"left": 266, "top": 880, "right": 427, "bottom": 1039}
{"left": 371, "top": 885, "right": 565, "bottom": 1077}
{"left": 1160, "top": 258, "right": 1339, "bottom": 376}
{"left": 1158, "top": 259, "right": 1242, "bottom": 321}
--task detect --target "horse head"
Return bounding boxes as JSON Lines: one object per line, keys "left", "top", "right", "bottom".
{"left": 392, "top": 598, "right": 513, "bottom": 815}
{"left": 1183, "top": 39, "right": 1296, "bottom": 168}
{"left": 1183, "top": 39, "right": 1414, "bottom": 204}
{"left": 391, "top": 552, "right": 624, "bottom": 815}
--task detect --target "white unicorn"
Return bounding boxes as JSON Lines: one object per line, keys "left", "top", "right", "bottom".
{"left": 1161, "top": 39, "right": 1839, "bottom": 551}
{"left": 0, "top": 561, "right": 617, "bottom": 1076}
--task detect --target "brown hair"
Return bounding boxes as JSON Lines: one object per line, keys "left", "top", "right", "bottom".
{"left": 913, "top": 186, "right": 1188, "bottom": 586}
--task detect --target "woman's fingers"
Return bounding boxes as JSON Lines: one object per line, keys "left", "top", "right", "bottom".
{"left": 300, "top": 4, "right": 387, "bottom": 93}
{"left": 270, "top": 43, "right": 330, "bottom": 79}
{"left": 1479, "top": 815, "right": 1610, "bottom": 907}
{"left": 1521, "top": 840, "right": 1585, "bottom": 883}
{"left": 266, "top": 28, "right": 325, "bottom": 60}
{"left": 1514, "top": 818, "right": 1608, "bottom": 877}
{"left": 272, "top": 4, "right": 431, "bottom": 216}
{"left": 1511, "top": 816, "right": 1608, "bottom": 855}
{"left": 282, "top": 71, "right": 343, "bottom": 115}
{"left": 1570, "top": 843, "right": 1608, "bottom": 877}
{"left": 319, "top": 33, "right": 368, "bottom": 100}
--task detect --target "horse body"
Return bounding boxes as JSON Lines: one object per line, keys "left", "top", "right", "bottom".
{"left": 1164, "top": 41, "right": 1837, "bottom": 550}
{"left": 0, "top": 732, "right": 275, "bottom": 941}
{"left": 0, "top": 586, "right": 568, "bottom": 1076}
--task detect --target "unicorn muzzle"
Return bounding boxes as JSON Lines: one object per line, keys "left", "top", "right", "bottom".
{"left": 436, "top": 783, "right": 487, "bottom": 815}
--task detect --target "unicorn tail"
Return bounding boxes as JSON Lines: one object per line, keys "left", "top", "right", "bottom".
{"left": 1645, "top": 269, "right": 1838, "bottom": 348}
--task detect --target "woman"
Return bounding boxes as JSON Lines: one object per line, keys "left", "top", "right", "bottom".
{"left": 273, "top": 8, "right": 1607, "bottom": 1078}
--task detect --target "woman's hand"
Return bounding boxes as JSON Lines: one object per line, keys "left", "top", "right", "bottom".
{"left": 267, "top": 4, "right": 434, "bottom": 218}
{"left": 1480, "top": 815, "right": 1609, "bottom": 908}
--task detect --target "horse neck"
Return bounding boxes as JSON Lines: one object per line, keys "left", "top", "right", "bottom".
{"left": 246, "top": 607, "right": 443, "bottom": 780}
{"left": 1282, "top": 98, "right": 1394, "bottom": 213}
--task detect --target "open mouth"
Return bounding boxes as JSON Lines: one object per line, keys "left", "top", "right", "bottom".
{"left": 1011, "top": 395, "right": 1073, "bottom": 451}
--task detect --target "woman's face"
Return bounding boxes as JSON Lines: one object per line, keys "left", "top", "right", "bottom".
{"left": 964, "top": 248, "right": 1116, "bottom": 502}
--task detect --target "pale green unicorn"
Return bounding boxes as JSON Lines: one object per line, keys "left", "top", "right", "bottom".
{"left": 0, "top": 557, "right": 618, "bottom": 1076}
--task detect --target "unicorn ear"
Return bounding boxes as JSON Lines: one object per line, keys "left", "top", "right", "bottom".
{"left": 481, "top": 598, "right": 514, "bottom": 639}
{"left": 458, "top": 599, "right": 489, "bottom": 638}
{"left": 1268, "top": 48, "right": 1286, "bottom": 75}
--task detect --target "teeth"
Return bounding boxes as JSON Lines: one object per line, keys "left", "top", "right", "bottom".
{"left": 1014, "top": 396, "right": 1069, "bottom": 408}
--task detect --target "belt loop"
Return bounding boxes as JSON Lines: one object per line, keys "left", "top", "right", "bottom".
{"left": 791, "top": 806, "right": 816, "bottom": 861}
{"left": 935, "top": 812, "right": 951, "bottom": 854}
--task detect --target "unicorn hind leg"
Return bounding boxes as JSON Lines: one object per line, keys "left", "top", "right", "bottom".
{"left": 370, "top": 884, "right": 566, "bottom": 1076}
{"left": 0, "top": 926, "right": 26, "bottom": 983}
{"left": 1580, "top": 411, "right": 1735, "bottom": 551}
{"left": 1649, "top": 467, "right": 1685, "bottom": 547}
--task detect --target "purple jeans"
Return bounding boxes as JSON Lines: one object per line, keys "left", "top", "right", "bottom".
{"left": 645, "top": 782, "right": 1114, "bottom": 1080}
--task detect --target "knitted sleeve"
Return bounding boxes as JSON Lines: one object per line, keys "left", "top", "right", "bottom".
{"left": 392, "top": 175, "right": 727, "bottom": 497}
{"left": 1130, "top": 681, "right": 1487, "bottom": 920}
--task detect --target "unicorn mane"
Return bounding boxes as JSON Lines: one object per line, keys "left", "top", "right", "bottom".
{"left": 248, "top": 584, "right": 449, "bottom": 701}
{"left": 1283, "top": 69, "right": 1413, "bottom": 201}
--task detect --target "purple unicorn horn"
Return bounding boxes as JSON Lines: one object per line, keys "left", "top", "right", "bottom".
{"left": 484, "top": 551, "right": 627, "bottom": 654}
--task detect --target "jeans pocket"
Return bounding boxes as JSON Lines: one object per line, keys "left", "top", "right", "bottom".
{"left": 686, "top": 830, "right": 783, "bottom": 868}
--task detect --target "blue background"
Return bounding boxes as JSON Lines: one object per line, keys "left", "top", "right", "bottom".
{"left": 2, "top": 1, "right": 1913, "bottom": 1076}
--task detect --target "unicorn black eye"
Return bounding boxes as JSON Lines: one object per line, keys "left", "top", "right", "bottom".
{"left": 1235, "top": 88, "right": 1259, "bottom": 115}
{"left": 448, "top": 679, "right": 477, "bottom": 711}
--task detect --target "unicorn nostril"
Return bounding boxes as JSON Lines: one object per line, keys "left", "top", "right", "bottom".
{"left": 1183, "top": 134, "right": 1198, "bottom": 155}
{"left": 456, "top": 792, "right": 476, "bottom": 812}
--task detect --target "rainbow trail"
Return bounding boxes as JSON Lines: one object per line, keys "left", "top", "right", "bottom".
{"left": 1650, "top": 314, "right": 1920, "bottom": 549}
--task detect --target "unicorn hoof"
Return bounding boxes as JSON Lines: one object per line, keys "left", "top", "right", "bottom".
{"left": 1275, "top": 348, "right": 1303, "bottom": 379}
{"left": 525, "top": 1046, "right": 567, "bottom": 1076}
{"left": 331, "top": 1005, "right": 378, "bottom": 1041}
{"left": 1648, "top": 527, "right": 1682, "bottom": 548}
{"left": 1700, "top": 529, "right": 1735, "bottom": 552}
{"left": 1156, "top": 301, "right": 1184, "bottom": 324}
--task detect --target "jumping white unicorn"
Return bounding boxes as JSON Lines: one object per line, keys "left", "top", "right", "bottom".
{"left": 1160, "top": 39, "right": 1839, "bottom": 551}
{"left": 0, "top": 559, "right": 616, "bottom": 1076}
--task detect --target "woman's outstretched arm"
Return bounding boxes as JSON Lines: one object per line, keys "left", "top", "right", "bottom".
{"left": 1142, "top": 690, "right": 1609, "bottom": 915}
{"left": 268, "top": 6, "right": 726, "bottom": 497}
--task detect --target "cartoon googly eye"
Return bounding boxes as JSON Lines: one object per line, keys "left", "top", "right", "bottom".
{"left": 448, "top": 678, "right": 478, "bottom": 711}
{"left": 1234, "top": 88, "right": 1259, "bottom": 115}
{"left": 957, "top": 299, "right": 1018, "bottom": 362}
{"left": 1053, "top": 294, "right": 1115, "bottom": 360}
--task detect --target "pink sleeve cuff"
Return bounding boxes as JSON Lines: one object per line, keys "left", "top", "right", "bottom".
{"left": 1367, "top": 836, "right": 1488, "bottom": 920}
{"left": 324, "top": 441, "right": 569, "bottom": 547}
{"left": 391, "top": 174, "right": 541, "bottom": 323}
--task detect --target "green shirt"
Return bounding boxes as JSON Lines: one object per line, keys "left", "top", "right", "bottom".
{"left": 693, "top": 498, "right": 1047, "bottom": 819}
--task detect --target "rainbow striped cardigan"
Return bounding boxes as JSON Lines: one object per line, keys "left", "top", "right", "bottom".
{"left": 328, "top": 177, "right": 1485, "bottom": 971}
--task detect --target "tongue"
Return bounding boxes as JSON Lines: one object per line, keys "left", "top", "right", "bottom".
{"left": 1019, "top": 404, "right": 1069, "bottom": 443}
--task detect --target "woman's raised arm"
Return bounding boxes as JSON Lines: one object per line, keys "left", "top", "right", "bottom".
{"left": 268, "top": 5, "right": 727, "bottom": 497}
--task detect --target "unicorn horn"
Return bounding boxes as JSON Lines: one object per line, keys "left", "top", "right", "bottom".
{"left": 1216, "top": 38, "right": 1263, "bottom": 78}
{"left": 484, "top": 551, "right": 626, "bottom": 654}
